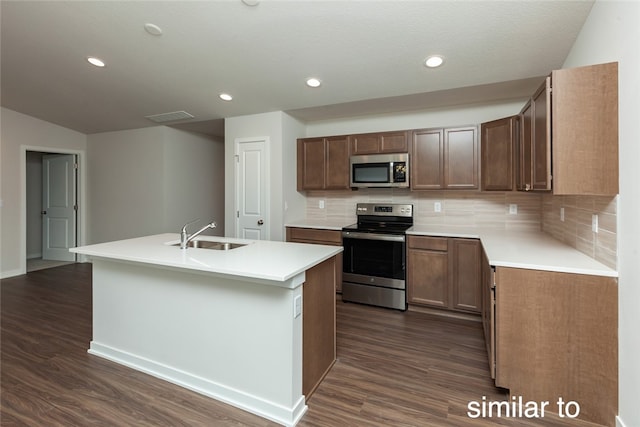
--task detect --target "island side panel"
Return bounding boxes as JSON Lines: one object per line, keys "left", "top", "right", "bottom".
{"left": 90, "top": 259, "right": 305, "bottom": 426}
{"left": 302, "top": 256, "right": 337, "bottom": 399}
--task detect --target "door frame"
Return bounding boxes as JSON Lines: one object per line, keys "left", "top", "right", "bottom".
{"left": 20, "top": 145, "right": 87, "bottom": 275}
{"left": 234, "top": 136, "right": 270, "bottom": 240}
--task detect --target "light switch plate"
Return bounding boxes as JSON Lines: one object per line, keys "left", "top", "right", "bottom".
{"left": 319, "top": 200, "right": 325, "bottom": 209}
{"left": 434, "top": 202, "right": 442, "bottom": 213}
{"left": 509, "top": 204, "right": 518, "bottom": 215}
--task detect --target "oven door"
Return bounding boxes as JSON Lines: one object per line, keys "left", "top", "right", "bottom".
{"left": 342, "top": 232, "right": 406, "bottom": 289}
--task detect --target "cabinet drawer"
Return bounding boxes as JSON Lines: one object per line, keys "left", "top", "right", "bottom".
{"left": 408, "top": 236, "right": 448, "bottom": 251}
{"left": 287, "top": 227, "right": 342, "bottom": 245}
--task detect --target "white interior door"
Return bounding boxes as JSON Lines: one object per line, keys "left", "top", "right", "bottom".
{"left": 42, "top": 154, "right": 77, "bottom": 261}
{"left": 235, "top": 138, "right": 269, "bottom": 240}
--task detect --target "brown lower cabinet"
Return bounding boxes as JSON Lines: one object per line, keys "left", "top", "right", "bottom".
{"left": 407, "top": 236, "right": 481, "bottom": 313}
{"left": 492, "top": 267, "right": 617, "bottom": 427}
{"left": 286, "top": 227, "right": 343, "bottom": 293}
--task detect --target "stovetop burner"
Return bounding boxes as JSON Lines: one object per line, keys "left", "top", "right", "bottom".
{"left": 343, "top": 203, "right": 414, "bottom": 235}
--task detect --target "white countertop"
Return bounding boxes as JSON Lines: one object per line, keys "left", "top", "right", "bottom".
{"left": 408, "top": 225, "right": 617, "bottom": 277}
{"left": 71, "top": 233, "right": 343, "bottom": 287}
{"left": 287, "top": 219, "right": 617, "bottom": 277}
{"left": 285, "top": 219, "right": 353, "bottom": 231}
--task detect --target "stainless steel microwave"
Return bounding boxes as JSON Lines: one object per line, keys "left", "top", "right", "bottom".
{"left": 350, "top": 153, "right": 409, "bottom": 188}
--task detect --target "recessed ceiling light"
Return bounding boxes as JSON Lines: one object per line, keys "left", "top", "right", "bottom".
{"left": 144, "top": 23, "right": 163, "bottom": 36}
{"left": 306, "top": 78, "right": 321, "bottom": 88}
{"left": 424, "top": 55, "right": 444, "bottom": 68}
{"left": 87, "top": 56, "right": 106, "bottom": 67}
{"left": 219, "top": 93, "right": 233, "bottom": 101}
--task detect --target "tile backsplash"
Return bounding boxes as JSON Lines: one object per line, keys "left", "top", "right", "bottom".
{"left": 304, "top": 190, "right": 618, "bottom": 270}
{"left": 542, "top": 194, "right": 618, "bottom": 270}
{"left": 305, "top": 189, "right": 543, "bottom": 231}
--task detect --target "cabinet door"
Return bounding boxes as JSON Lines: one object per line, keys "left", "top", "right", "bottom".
{"left": 481, "top": 116, "right": 517, "bottom": 191}
{"left": 407, "top": 237, "right": 449, "bottom": 308}
{"left": 411, "top": 129, "right": 444, "bottom": 189}
{"left": 325, "top": 136, "right": 350, "bottom": 189}
{"left": 444, "top": 127, "right": 478, "bottom": 189}
{"left": 350, "top": 134, "right": 379, "bottom": 155}
{"left": 518, "top": 100, "right": 533, "bottom": 191}
{"left": 451, "top": 238, "right": 481, "bottom": 313}
{"left": 297, "top": 138, "right": 326, "bottom": 190}
{"left": 532, "top": 77, "right": 551, "bottom": 191}
{"left": 379, "top": 131, "right": 408, "bottom": 153}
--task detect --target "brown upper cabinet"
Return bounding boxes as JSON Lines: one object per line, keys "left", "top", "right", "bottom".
{"left": 411, "top": 126, "right": 478, "bottom": 190}
{"left": 551, "top": 62, "right": 618, "bottom": 195}
{"left": 518, "top": 62, "right": 618, "bottom": 195}
{"left": 349, "top": 131, "right": 409, "bottom": 155}
{"left": 518, "top": 78, "right": 552, "bottom": 191}
{"left": 297, "top": 136, "right": 350, "bottom": 191}
{"left": 481, "top": 116, "right": 518, "bottom": 191}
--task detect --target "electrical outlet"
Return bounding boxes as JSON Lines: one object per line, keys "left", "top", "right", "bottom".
{"left": 592, "top": 214, "right": 599, "bottom": 233}
{"left": 434, "top": 202, "right": 442, "bottom": 213}
{"left": 319, "top": 200, "right": 325, "bottom": 209}
{"left": 560, "top": 207, "right": 565, "bottom": 222}
{"left": 293, "top": 295, "right": 302, "bottom": 318}
{"left": 509, "top": 204, "right": 518, "bottom": 215}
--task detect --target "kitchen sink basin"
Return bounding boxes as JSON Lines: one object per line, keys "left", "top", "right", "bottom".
{"left": 173, "top": 240, "right": 246, "bottom": 250}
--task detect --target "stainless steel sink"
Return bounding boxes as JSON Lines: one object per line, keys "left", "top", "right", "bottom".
{"left": 173, "top": 240, "right": 246, "bottom": 250}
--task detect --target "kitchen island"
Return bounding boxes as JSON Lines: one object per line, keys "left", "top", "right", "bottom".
{"left": 71, "top": 234, "right": 342, "bottom": 427}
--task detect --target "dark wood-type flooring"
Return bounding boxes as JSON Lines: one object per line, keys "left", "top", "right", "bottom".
{"left": 1, "top": 264, "right": 603, "bottom": 426}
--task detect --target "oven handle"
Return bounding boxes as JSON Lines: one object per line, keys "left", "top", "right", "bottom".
{"left": 342, "top": 231, "right": 405, "bottom": 242}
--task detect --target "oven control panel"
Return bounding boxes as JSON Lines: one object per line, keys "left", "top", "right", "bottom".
{"left": 356, "top": 203, "right": 413, "bottom": 217}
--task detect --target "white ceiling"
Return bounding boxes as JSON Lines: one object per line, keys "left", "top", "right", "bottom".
{"left": 1, "top": 1, "right": 594, "bottom": 137}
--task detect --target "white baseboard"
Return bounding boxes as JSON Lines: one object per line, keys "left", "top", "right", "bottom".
{"left": 88, "top": 342, "right": 307, "bottom": 427}
{"left": 0, "top": 268, "right": 25, "bottom": 279}
{"left": 27, "top": 252, "right": 42, "bottom": 260}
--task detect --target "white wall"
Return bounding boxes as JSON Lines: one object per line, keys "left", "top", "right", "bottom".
{"left": 163, "top": 127, "right": 225, "bottom": 235}
{"left": 561, "top": 2, "right": 640, "bottom": 426}
{"left": 305, "top": 100, "right": 527, "bottom": 137}
{"left": 87, "top": 127, "right": 166, "bottom": 243}
{"left": 26, "top": 151, "right": 43, "bottom": 259}
{"left": 281, "top": 113, "right": 307, "bottom": 227}
{"left": 224, "top": 111, "right": 306, "bottom": 241}
{"left": 0, "top": 107, "right": 87, "bottom": 278}
{"left": 87, "top": 126, "right": 224, "bottom": 244}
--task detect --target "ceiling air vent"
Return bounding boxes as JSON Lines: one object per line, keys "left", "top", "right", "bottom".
{"left": 145, "top": 110, "right": 194, "bottom": 123}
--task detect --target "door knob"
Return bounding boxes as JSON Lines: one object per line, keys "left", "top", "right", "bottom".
{"left": 41, "top": 210, "right": 47, "bottom": 215}
{"left": 257, "top": 219, "right": 264, "bottom": 225}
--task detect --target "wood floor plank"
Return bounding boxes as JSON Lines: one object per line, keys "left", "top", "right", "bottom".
{"left": 1, "top": 264, "right": 607, "bottom": 426}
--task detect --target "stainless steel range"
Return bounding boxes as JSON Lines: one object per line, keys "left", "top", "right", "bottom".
{"left": 342, "top": 203, "right": 413, "bottom": 311}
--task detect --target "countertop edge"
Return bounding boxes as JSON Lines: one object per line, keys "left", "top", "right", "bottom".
{"left": 71, "top": 234, "right": 344, "bottom": 287}
{"left": 285, "top": 221, "right": 350, "bottom": 231}
{"left": 406, "top": 227, "right": 617, "bottom": 278}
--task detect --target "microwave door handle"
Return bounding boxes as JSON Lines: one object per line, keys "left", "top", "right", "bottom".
{"left": 389, "top": 161, "right": 394, "bottom": 183}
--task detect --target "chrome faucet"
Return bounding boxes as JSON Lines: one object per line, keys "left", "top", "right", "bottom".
{"left": 180, "top": 220, "right": 217, "bottom": 249}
